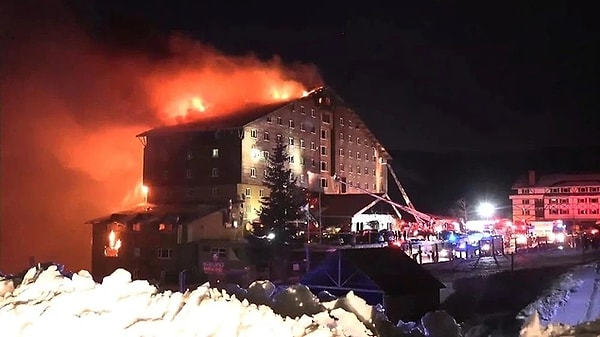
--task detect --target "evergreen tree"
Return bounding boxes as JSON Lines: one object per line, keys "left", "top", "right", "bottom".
{"left": 259, "top": 136, "right": 307, "bottom": 243}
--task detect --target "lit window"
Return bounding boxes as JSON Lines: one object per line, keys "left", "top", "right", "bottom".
{"left": 245, "top": 188, "right": 251, "bottom": 198}
{"left": 250, "top": 167, "right": 256, "bottom": 177}
{"left": 211, "top": 168, "right": 219, "bottom": 177}
{"left": 250, "top": 129, "right": 257, "bottom": 138}
{"left": 132, "top": 223, "right": 141, "bottom": 231}
{"left": 103, "top": 230, "right": 122, "bottom": 257}
{"left": 157, "top": 248, "right": 173, "bottom": 260}
{"left": 158, "top": 223, "right": 173, "bottom": 232}
{"left": 212, "top": 148, "right": 219, "bottom": 158}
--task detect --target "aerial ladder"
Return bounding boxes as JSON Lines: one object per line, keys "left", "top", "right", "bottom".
{"left": 384, "top": 163, "right": 429, "bottom": 227}
{"left": 332, "top": 175, "right": 433, "bottom": 225}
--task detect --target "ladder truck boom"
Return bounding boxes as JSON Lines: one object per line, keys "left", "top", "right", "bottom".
{"left": 332, "top": 175, "right": 433, "bottom": 223}
{"left": 385, "top": 163, "right": 414, "bottom": 209}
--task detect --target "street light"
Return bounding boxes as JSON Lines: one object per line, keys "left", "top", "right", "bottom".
{"left": 477, "top": 202, "right": 495, "bottom": 219}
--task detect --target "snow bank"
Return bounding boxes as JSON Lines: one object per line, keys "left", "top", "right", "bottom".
{"left": 0, "top": 265, "right": 463, "bottom": 337}
{"left": 517, "top": 270, "right": 583, "bottom": 322}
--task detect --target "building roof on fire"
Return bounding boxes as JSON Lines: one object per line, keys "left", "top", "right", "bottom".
{"left": 512, "top": 173, "right": 600, "bottom": 188}
{"left": 136, "top": 86, "right": 391, "bottom": 159}
{"left": 136, "top": 101, "right": 294, "bottom": 137}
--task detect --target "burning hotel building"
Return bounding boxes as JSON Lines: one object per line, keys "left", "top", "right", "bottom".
{"left": 87, "top": 87, "right": 393, "bottom": 283}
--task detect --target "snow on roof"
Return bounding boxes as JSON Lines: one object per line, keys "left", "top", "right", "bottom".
{"left": 513, "top": 173, "right": 600, "bottom": 188}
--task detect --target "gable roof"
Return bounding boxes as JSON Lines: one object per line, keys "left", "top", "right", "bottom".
{"left": 302, "top": 248, "right": 445, "bottom": 295}
{"left": 319, "top": 193, "right": 395, "bottom": 218}
{"left": 513, "top": 173, "right": 600, "bottom": 188}
{"left": 137, "top": 101, "right": 293, "bottom": 137}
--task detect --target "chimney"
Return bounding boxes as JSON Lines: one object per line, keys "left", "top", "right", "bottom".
{"left": 528, "top": 170, "right": 536, "bottom": 186}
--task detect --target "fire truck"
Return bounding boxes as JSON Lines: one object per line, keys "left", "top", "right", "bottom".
{"left": 529, "top": 220, "right": 567, "bottom": 245}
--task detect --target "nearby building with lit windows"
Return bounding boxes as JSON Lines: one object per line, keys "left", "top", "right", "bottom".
{"left": 510, "top": 170, "right": 600, "bottom": 228}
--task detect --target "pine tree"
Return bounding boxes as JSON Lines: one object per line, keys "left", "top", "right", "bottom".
{"left": 259, "top": 136, "right": 307, "bottom": 243}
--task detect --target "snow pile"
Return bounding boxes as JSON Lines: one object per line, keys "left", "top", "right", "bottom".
{"left": 519, "top": 311, "right": 600, "bottom": 337}
{"left": 517, "top": 270, "right": 583, "bottom": 322}
{"left": 0, "top": 265, "right": 463, "bottom": 337}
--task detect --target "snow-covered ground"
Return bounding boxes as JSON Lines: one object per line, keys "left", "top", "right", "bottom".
{"left": 0, "top": 265, "right": 464, "bottom": 337}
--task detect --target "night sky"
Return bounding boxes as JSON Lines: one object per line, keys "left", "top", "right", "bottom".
{"left": 80, "top": 1, "right": 599, "bottom": 153}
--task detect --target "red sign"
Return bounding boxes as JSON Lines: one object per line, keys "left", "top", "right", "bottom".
{"left": 203, "top": 261, "right": 225, "bottom": 274}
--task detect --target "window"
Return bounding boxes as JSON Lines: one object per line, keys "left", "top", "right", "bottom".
{"left": 276, "top": 134, "right": 282, "bottom": 141}
{"left": 339, "top": 117, "right": 344, "bottom": 126}
{"left": 299, "top": 156, "right": 305, "bottom": 165}
{"left": 339, "top": 148, "right": 344, "bottom": 156}
{"left": 372, "top": 169, "right": 376, "bottom": 176}
{"left": 364, "top": 153, "right": 369, "bottom": 161}
{"left": 212, "top": 187, "right": 219, "bottom": 196}
{"left": 320, "top": 129, "right": 328, "bottom": 139}
{"left": 356, "top": 166, "right": 361, "bottom": 174}
{"left": 310, "top": 126, "right": 316, "bottom": 134}
{"left": 590, "top": 198, "right": 599, "bottom": 203}
{"left": 320, "top": 146, "right": 327, "bottom": 156}
{"left": 364, "top": 167, "right": 368, "bottom": 174}
{"left": 340, "top": 132, "right": 344, "bottom": 141}
{"left": 289, "top": 119, "right": 295, "bottom": 128}
{"left": 264, "top": 169, "right": 268, "bottom": 177}
{"left": 263, "top": 131, "right": 270, "bottom": 141}
{"left": 339, "top": 163, "right": 344, "bottom": 172}
{"left": 157, "top": 248, "right": 173, "bottom": 260}
{"left": 348, "top": 135, "right": 352, "bottom": 143}
{"left": 262, "top": 151, "right": 269, "bottom": 160}
{"left": 349, "top": 166, "right": 353, "bottom": 173}
{"left": 300, "top": 122, "right": 306, "bottom": 132}
{"left": 320, "top": 178, "right": 328, "bottom": 188}
{"left": 320, "top": 161, "right": 328, "bottom": 171}
{"left": 311, "top": 142, "right": 316, "bottom": 151}
{"left": 578, "top": 187, "right": 588, "bottom": 193}
{"left": 300, "top": 139, "right": 306, "bottom": 148}
{"left": 348, "top": 120, "right": 353, "bottom": 128}
{"left": 356, "top": 137, "right": 360, "bottom": 144}
{"left": 300, "top": 106, "right": 305, "bottom": 114}
{"left": 277, "top": 117, "right": 283, "bottom": 125}
{"left": 561, "top": 188, "right": 570, "bottom": 193}
{"left": 210, "top": 248, "right": 227, "bottom": 259}
{"left": 356, "top": 152, "right": 360, "bottom": 160}
{"left": 250, "top": 167, "right": 256, "bottom": 178}
{"left": 322, "top": 113, "right": 331, "bottom": 124}
{"left": 348, "top": 150, "right": 353, "bottom": 158}
{"left": 372, "top": 183, "right": 376, "bottom": 190}
{"left": 311, "top": 159, "right": 316, "bottom": 168}
{"left": 250, "top": 129, "right": 257, "bottom": 138}
{"left": 158, "top": 223, "right": 173, "bottom": 232}
{"left": 311, "top": 108, "right": 316, "bottom": 118}
{"left": 522, "top": 199, "right": 530, "bottom": 204}
{"left": 132, "top": 223, "right": 141, "bottom": 231}
{"left": 186, "top": 169, "right": 193, "bottom": 179}
{"left": 289, "top": 156, "right": 295, "bottom": 163}
{"left": 266, "top": 116, "right": 272, "bottom": 123}
{"left": 259, "top": 189, "right": 264, "bottom": 197}
{"left": 212, "top": 148, "right": 219, "bottom": 158}
{"left": 299, "top": 175, "right": 305, "bottom": 183}
{"left": 245, "top": 188, "right": 251, "bottom": 198}
{"left": 211, "top": 168, "right": 219, "bottom": 177}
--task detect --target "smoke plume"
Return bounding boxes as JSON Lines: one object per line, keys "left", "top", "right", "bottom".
{"left": 0, "top": 0, "right": 321, "bottom": 273}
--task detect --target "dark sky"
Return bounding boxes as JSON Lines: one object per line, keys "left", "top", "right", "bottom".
{"left": 76, "top": 1, "right": 599, "bottom": 152}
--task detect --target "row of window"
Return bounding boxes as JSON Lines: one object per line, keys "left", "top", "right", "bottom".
{"left": 266, "top": 105, "right": 359, "bottom": 129}
{"left": 520, "top": 209, "right": 600, "bottom": 215}
{"left": 519, "top": 187, "right": 600, "bottom": 194}
{"left": 516, "top": 197, "right": 600, "bottom": 204}
{"left": 252, "top": 127, "right": 373, "bottom": 149}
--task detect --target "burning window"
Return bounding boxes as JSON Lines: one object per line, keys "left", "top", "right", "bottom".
{"left": 132, "top": 223, "right": 141, "bottom": 232}
{"left": 158, "top": 223, "right": 173, "bottom": 232}
{"left": 104, "top": 230, "right": 122, "bottom": 258}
